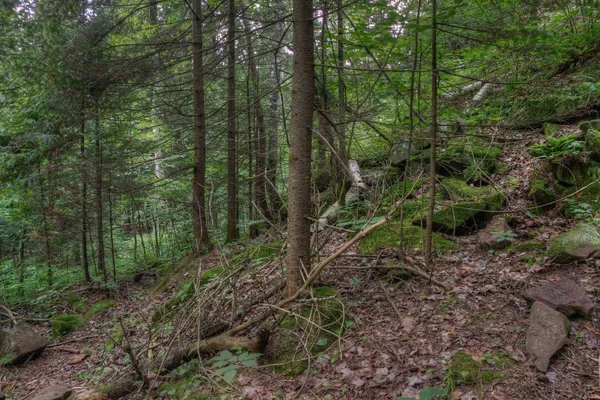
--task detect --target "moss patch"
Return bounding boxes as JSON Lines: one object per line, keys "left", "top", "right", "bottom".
{"left": 358, "top": 223, "right": 459, "bottom": 254}
{"left": 436, "top": 139, "right": 502, "bottom": 182}
{"left": 52, "top": 314, "right": 86, "bottom": 337}
{"left": 449, "top": 351, "right": 506, "bottom": 387}
{"left": 528, "top": 177, "right": 555, "bottom": 211}
{"left": 65, "top": 294, "right": 88, "bottom": 314}
{"left": 507, "top": 240, "right": 544, "bottom": 253}
{"left": 266, "top": 286, "right": 344, "bottom": 377}
{"left": 85, "top": 300, "right": 115, "bottom": 318}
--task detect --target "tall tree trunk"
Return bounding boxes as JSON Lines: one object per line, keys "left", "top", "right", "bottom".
{"left": 39, "top": 167, "right": 53, "bottom": 288}
{"left": 226, "top": 0, "right": 239, "bottom": 241}
{"left": 149, "top": 1, "right": 164, "bottom": 181}
{"left": 192, "top": 0, "right": 212, "bottom": 252}
{"left": 286, "top": 0, "right": 314, "bottom": 297}
{"left": 80, "top": 103, "right": 90, "bottom": 283}
{"left": 108, "top": 183, "right": 117, "bottom": 281}
{"left": 337, "top": 0, "right": 346, "bottom": 165}
{"left": 94, "top": 104, "right": 107, "bottom": 283}
{"left": 242, "top": 11, "right": 272, "bottom": 225}
{"left": 266, "top": 0, "right": 284, "bottom": 220}
{"left": 247, "top": 71, "right": 258, "bottom": 238}
{"left": 425, "top": 0, "right": 438, "bottom": 269}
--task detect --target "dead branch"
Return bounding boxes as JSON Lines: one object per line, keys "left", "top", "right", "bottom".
{"left": 0, "top": 304, "right": 17, "bottom": 325}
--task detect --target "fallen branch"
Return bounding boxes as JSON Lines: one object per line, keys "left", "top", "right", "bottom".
{"left": 0, "top": 304, "right": 17, "bottom": 325}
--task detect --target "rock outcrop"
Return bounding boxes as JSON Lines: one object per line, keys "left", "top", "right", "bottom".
{"left": 0, "top": 321, "right": 47, "bottom": 365}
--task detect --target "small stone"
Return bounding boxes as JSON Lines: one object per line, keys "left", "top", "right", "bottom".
{"left": 526, "top": 302, "right": 570, "bottom": 372}
{"left": 523, "top": 278, "right": 594, "bottom": 318}
{"left": 0, "top": 322, "right": 47, "bottom": 365}
{"left": 477, "top": 216, "right": 511, "bottom": 250}
{"left": 30, "top": 386, "right": 72, "bottom": 400}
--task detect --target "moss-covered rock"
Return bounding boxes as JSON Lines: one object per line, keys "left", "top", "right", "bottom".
{"left": 359, "top": 223, "right": 458, "bottom": 254}
{"left": 547, "top": 223, "right": 600, "bottom": 263}
{"left": 51, "top": 314, "right": 85, "bottom": 337}
{"left": 441, "top": 179, "right": 505, "bottom": 211}
{"left": 437, "top": 139, "right": 502, "bottom": 182}
{"left": 528, "top": 177, "right": 555, "bottom": 211}
{"left": 85, "top": 300, "right": 115, "bottom": 318}
{"left": 579, "top": 119, "right": 600, "bottom": 135}
{"left": 65, "top": 294, "right": 89, "bottom": 314}
{"left": 585, "top": 129, "right": 600, "bottom": 161}
{"left": 418, "top": 201, "right": 487, "bottom": 232}
{"left": 265, "top": 286, "right": 344, "bottom": 377}
{"left": 390, "top": 137, "right": 431, "bottom": 166}
{"left": 551, "top": 156, "right": 589, "bottom": 186}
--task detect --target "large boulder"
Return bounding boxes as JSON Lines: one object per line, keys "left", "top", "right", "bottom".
{"left": 523, "top": 278, "right": 594, "bottom": 318}
{"left": 390, "top": 137, "right": 430, "bottom": 166}
{"left": 31, "top": 386, "right": 72, "bottom": 400}
{"left": 546, "top": 223, "right": 600, "bottom": 263}
{"left": 526, "top": 302, "right": 570, "bottom": 372}
{"left": 359, "top": 223, "right": 459, "bottom": 255}
{"left": 0, "top": 321, "right": 47, "bottom": 365}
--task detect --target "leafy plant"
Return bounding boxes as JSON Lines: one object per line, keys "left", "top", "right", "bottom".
{"left": 527, "top": 135, "right": 586, "bottom": 159}
{"left": 565, "top": 199, "right": 594, "bottom": 220}
{"left": 490, "top": 230, "right": 518, "bottom": 243}
{"left": 207, "top": 350, "right": 261, "bottom": 383}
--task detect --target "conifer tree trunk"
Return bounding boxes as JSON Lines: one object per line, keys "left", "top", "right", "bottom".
{"left": 226, "top": 0, "right": 239, "bottom": 241}
{"left": 247, "top": 73, "right": 258, "bottom": 238}
{"left": 337, "top": 0, "right": 346, "bottom": 165}
{"left": 425, "top": 0, "right": 438, "bottom": 269}
{"left": 80, "top": 103, "right": 90, "bottom": 283}
{"left": 192, "top": 0, "right": 212, "bottom": 252}
{"left": 94, "top": 104, "right": 107, "bottom": 283}
{"left": 286, "top": 0, "right": 314, "bottom": 297}
{"left": 266, "top": 0, "right": 284, "bottom": 221}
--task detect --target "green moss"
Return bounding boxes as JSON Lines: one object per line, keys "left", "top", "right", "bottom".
{"left": 269, "top": 287, "right": 344, "bottom": 377}
{"left": 358, "top": 223, "right": 459, "bottom": 254}
{"left": 507, "top": 240, "right": 544, "bottom": 253}
{"left": 423, "top": 201, "right": 487, "bottom": 232}
{"left": 159, "top": 372, "right": 206, "bottom": 399}
{"left": 543, "top": 122, "right": 560, "bottom": 138}
{"left": 98, "top": 383, "right": 115, "bottom": 393}
{"left": 436, "top": 139, "right": 502, "bottom": 182}
{"left": 65, "top": 294, "right": 88, "bottom": 314}
{"left": 441, "top": 179, "right": 505, "bottom": 211}
{"left": 450, "top": 351, "right": 480, "bottom": 384}
{"left": 383, "top": 178, "right": 427, "bottom": 205}
{"left": 85, "top": 300, "right": 115, "bottom": 318}
{"left": 481, "top": 370, "right": 504, "bottom": 384}
{"left": 547, "top": 223, "right": 600, "bottom": 263}
{"left": 528, "top": 178, "right": 555, "bottom": 211}
{"left": 579, "top": 119, "right": 600, "bottom": 135}
{"left": 52, "top": 314, "right": 85, "bottom": 337}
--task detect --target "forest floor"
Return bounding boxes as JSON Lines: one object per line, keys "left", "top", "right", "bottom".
{"left": 2, "top": 126, "right": 600, "bottom": 400}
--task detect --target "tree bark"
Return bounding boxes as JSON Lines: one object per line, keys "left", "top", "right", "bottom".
{"left": 425, "top": 0, "right": 438, "bottom": 269}
{"left": 226, "top": 0, "right": 239, "bottom": 242}
{"left": 80, "top": 104, "right": 90, "bottom": 283}
{"left": 286, "top": 0, "right": 314, "bottom": 297}
{"left": 94, "top": 104, "right": 107, "bottom": 283}
{"left": 192, "top": 0, "right": 212, "bottom": 252}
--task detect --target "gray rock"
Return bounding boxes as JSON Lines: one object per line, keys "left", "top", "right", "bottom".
{"left": 546, "top": 223, "right": 600, "bottom": 263}
{"left": 523, "top": 278, "right": 594, "bottom": 318}
{"left": 0, "top": 321, "right": 47, "bottom": 365}
{"left": 30, "top": 386, "right": 72, "bottom": 400}
{"left": 526, "top": 302, "right": 570, "bottom": 372}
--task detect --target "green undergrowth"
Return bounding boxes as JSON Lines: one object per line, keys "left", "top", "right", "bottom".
{"left": 51, "top": 314, "right": 86, "bottom": 338}
{"left": 85, "top": 300, "right": 115, "bottom": 318}
{"left": 359, "top": 222, "right": 459, "bottom": 255}
{"left": 152, "top": 238, "right": 284, "bottom": 323}
{"left": 266, "top": 286, "right": 345, "bottom": 377}
{"left": 447, "top": 351, "right": 512, "bottom": 391}
{"left": 65, "top": 294, "right": 89, "bottom": 314}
